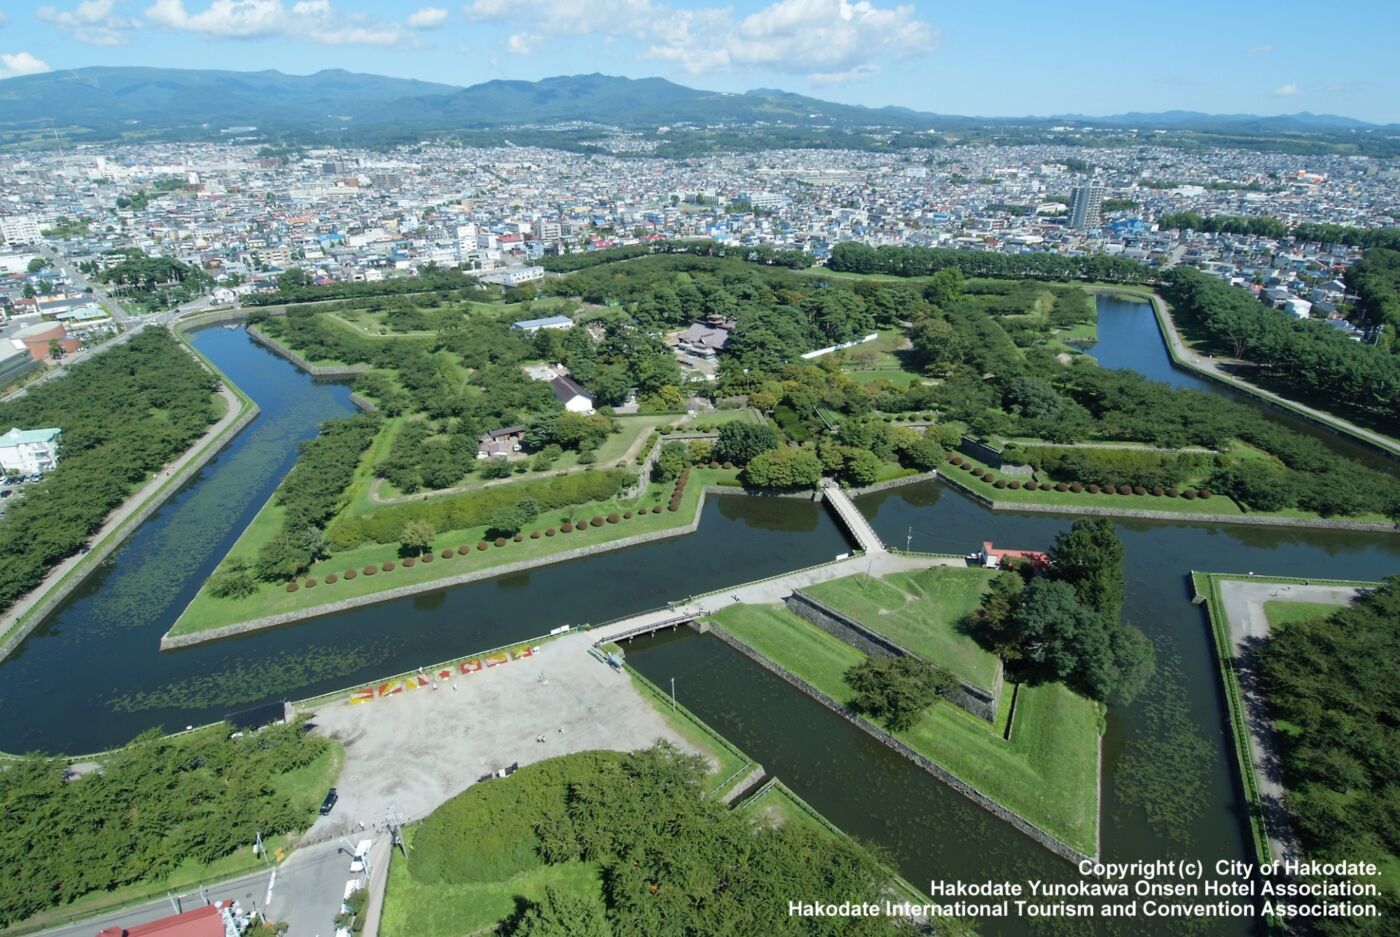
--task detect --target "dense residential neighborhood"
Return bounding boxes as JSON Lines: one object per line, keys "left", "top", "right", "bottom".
{"left": 2, "top": 141, "right": 1397, "bottom": 357}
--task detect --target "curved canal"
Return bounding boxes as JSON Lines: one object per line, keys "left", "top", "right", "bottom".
{"left": 1, "top": 300, "right": 1394, "bottom": 935}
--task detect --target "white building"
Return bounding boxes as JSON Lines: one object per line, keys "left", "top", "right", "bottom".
{"left": 511, "top": 315, "right": 573, "bottom": 333}
{"left": 549, "top": 375, "right": 594, "bottom": 414}
{"left": 478, "top": 266, "right": 545, "bottom": 287}
{"left": 0, "top": 427, "right": 61, "bottom": 475}
{"left": 0, "top": 215, "right": 43, "bottom": 246}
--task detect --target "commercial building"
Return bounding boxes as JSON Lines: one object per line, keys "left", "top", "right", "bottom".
{"left": 12, "top": 321, "right": 81, "bottom": 361}
{"left": 0, "top": 426, "right": 62, "bottom": 475}
{"left": 1067, "top": 182, "right": 1105, "bottom": 230}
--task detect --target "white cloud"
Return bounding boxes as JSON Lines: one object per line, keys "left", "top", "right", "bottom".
{"left": 506, "top": 31, "right": 536, "bottom": 54}
{"left": 1271, "top": 82, "right": 1300, "bottom": 97}
{"left": 407, "top": 6, "right": 448, "bottom": 29}
{"left": 144, "top": 0, "right": 410, "bottom": 45}
{"left": 1248, "top": 42, "right": 1272, "bottom": 54}
{"left": 0, "top": 11, "right": 9, "bottom": 27}
{"left": 38, "top": 1, "right": 140, "bottom": 46}
{"left": 0, "top": 51, "right": 53, "bottom": 77}
{"left": 648, "top": 0, "right": 937, "bottom": 79}
{"left": 467, "top": 0, "right": 935, "bottom": 80}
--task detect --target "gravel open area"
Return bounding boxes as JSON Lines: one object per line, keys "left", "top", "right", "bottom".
{"left": 302, "top": 631, "right": 695, "bottom": 842}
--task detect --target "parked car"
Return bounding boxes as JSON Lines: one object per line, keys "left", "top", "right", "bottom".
{"left": 349, "top": 839, "right": 373, "bottom": 872}
{"left": 319, "top": 787, "right": 339, "bottom": 815}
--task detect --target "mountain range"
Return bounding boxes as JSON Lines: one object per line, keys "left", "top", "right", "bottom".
{"left": 0, "top": 67, "right": 1392, "bottom": 143}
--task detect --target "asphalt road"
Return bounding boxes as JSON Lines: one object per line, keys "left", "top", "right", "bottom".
{"left": 34, "top": 839, "right": 368, "bottom": 937}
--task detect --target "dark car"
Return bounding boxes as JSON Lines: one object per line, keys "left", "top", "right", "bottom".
{"left": 319, "top": 787, "right": 338, "bottom": 816}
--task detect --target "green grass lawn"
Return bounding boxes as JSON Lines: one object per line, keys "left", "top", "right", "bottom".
{"left": 1262, "top": 600, "right": 1348, "bottom": 629}
{"left": 172, "top": 468, "right": 737, "bottom": 636}
{"left": 1053, "top": 321, "right": 1098, "bottom": 343}
{"left": 707, "top": 604, "right": 864, "bottom": 702}
{"left": 684, "top": 407, "right": 765, "bottom": 431}
{"left": 801, "top": 568, "right": 1000, "bottom": 689}
{"left": 379, "top": 827, "right": 601, "bottom": 937}
{"left": 707, "top": 602, "right": 1100, "bottom": 856}
{"left": 846, "top": 368, "right": 923, "bottom": 387}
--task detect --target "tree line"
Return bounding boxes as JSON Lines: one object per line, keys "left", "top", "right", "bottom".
{"left": 0, "top": 330, "right": 219, "bottom": 614}
{"left": 245, "top": 266, "right": 497, "bottom": 306}
{"left": 970, "top": 519, "right": 1154, "bottom": 704}
{"left": 1256, "top": 577, "right": 1400, "bottom": 937}
{"left": 827, "top": 241, "right": 1152, "bottom": 283}
{"left": 213, "top": 413, "right": 381, "bottom": 592}
{"left": 0, "top": 720, "right": 331, "bottom": 928}
{"left": 1157, "top": 213, "right": 1400, "bottom": 251}
{"left": 408, "top": 744, "right": 911, "bottom": 937}
{"left": 1161, "top": 267, "right": 1400, "bottom": 436}
{"left": 1347, "top": 247, "right": 1400, "bottom": 346}
{"left": 540, "top": 240, "right": 814, "bottom": 274}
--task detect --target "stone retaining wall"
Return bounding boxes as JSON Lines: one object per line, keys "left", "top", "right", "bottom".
{"left": 783, "top": 591, "right": 1000, "bottom": 723}
{"left": 843, "top": 470, "right": 939, "bottom": 497}
{"left": 936, "top": 469, "right": 1397, "bottom": 533}
{"left": 705, "top": 624, "right": 1095, "bottom": 864}
{"left": 246, "top": 324, "right": 368, "bottom": 379}
{"left": 161, "top": 484, "right": 742, "bottom": 649}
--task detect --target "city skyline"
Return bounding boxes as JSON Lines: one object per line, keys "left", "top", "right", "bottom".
{"left": 0, "top": 0, "right": 1397, "bottom": 124}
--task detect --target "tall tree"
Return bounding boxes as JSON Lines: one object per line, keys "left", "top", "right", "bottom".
{"left": 1048, "top": 518, "right": 1126, "bottom": 621}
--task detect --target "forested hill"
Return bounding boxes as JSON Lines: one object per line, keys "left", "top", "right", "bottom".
{"left": 4, "top": 67, "right": 1395, "bottom": 150}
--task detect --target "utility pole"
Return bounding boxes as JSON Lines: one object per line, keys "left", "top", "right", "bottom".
{"left": 670, "top": 677, "right": 677, "bottom": 710}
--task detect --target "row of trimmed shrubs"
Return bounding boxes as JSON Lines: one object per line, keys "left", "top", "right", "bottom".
{"left": 668, "top": 465, "right": 691, "bottom": 512}
{"left": 945, "top": 454, "right": 1214, "bottom": 500}
{"left": 284, "top": 507, "right": 666, "bottom": 592}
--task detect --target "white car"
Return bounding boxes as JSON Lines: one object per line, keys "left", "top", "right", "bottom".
{"left": 348, "top": 839, "right": 373, "bottom": 873}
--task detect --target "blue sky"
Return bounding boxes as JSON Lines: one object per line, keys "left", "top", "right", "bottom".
{"left": 1, "top": 0, "right": 1396, "bottom": 122}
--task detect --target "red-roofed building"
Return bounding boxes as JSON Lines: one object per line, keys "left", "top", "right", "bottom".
{"left": 978, "top": 542, "right": 1050, "bottom": 570}
{"left": 96, "top": 900, "right": 243, "bottom": 937}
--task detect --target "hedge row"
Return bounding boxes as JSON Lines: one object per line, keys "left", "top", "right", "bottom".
{"left": 286, "top": 505, "right": 666, "bottom": 592}
{"left": 947, "top": 454, "right": 1213, "bottom": 500}
{"left": 668, "top": 466, "right": 691, "bottom": 513}
{"left": 327, "top": 469, "right": 629, "bottom": 549}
